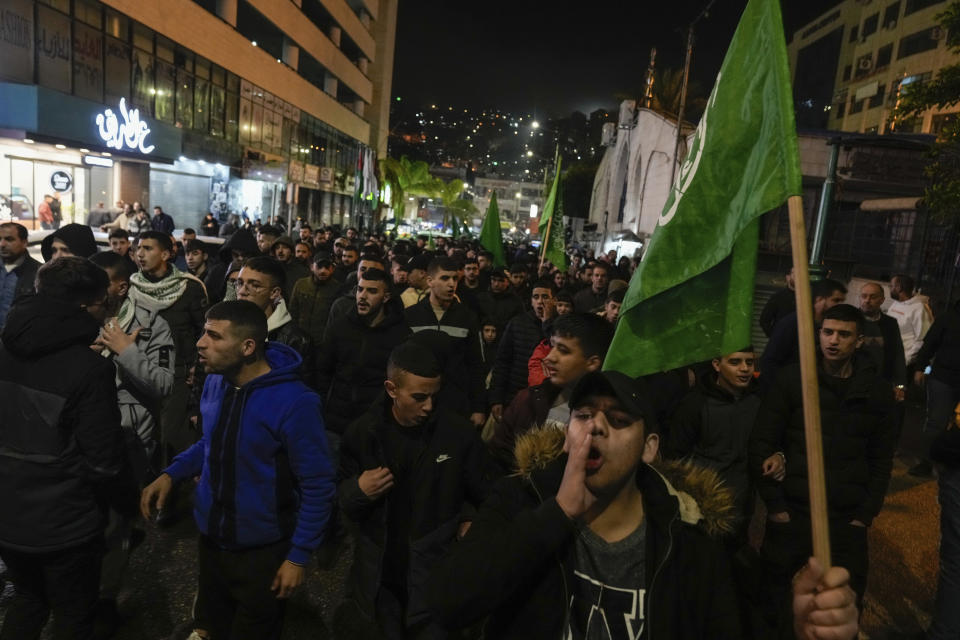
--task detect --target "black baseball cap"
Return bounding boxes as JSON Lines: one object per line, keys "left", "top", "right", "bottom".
{"left": 569, "top": 371, "right": 658, "bottom": 431}
{"left": 313, "top": 251, "right": 334, "bottom": 266}
{"left": 490, "top": 267, "right": 508, "bottom": 279}
{"left": 408, "top": 254, "right": 432, "bottom": 272}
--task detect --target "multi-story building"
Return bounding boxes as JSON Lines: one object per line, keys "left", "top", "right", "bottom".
{"left": 473, "top": 177, "right": 545, "bottom": 232}
{"left": 788, "top": 0, "right": 959, "bottom": 135}
{"left": 0, "top": 0, "right": 397, "bottom": 231}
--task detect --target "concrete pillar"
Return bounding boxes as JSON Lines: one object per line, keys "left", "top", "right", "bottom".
{"left": 357, "top": 56, "right": 369, "bottom": 75}
{"left": 324, "top": 73, "right": 338, "bottom": 97}
{"left": 282, "top": 38, "right": 299, "bottom": 70}
{"left": 359, "top": 9, "right": 371, "bottom": 30}
{"left": 328, "top": 25, "right": 341, "bottom": 48}
{"left": 353, "top": 99, "right": 365, "bottom": 118}
{"left": 216, "top": 0, "right": 237, "bottom": 26}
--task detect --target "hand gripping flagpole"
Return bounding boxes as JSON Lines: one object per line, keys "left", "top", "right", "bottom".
{"left": 787, "top": 194, "right": 832, "bottom": 570}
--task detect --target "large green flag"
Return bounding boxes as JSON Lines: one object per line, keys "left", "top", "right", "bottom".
{"left": 604, "top": 0, "right": 801, "bottom": 377}
{"left": 480, "top": 191, "right": 507, "bottom": 267}
{"left": 539, "top": 158, "right": 567, "bottom": 271}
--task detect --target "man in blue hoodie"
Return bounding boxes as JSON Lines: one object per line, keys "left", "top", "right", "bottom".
{"left": 141, "top": 300, "right": 336, "bottom": 638}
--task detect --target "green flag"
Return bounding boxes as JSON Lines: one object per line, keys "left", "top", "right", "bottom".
{"left": 480, "top": 191, "right": 507, "bottom": 267}
{"left": 538, "top": 158, "right": 567, "bottom": 271}
{"left": 450, "top": 214, "right": 462, "bottom": 239}
{"left": 604, "top": 0, "right": 801, "bottom": 377}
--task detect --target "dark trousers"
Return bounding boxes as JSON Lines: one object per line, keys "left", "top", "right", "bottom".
{"left": 0, "top": 538, "right": 103, "bottom": 640}
{"left": 195, "top": 536, "right": 289, "bottom": 640}
{"left": 929, "top": 466, "right": 960, "bottom": 639}
{"left": 759, "top": 512, "right": 869, "bottom": 640}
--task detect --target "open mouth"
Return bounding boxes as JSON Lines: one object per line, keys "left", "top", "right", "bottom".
{"left": 585, "top": 447, "right": 603, "bottom": 470}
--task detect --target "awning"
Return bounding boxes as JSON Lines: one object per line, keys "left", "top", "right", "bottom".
{"left": 859, "top": 197, "right": 921, "bottom": 211}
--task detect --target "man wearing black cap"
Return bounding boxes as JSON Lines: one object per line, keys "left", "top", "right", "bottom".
{"left": 400, "top": 253, "right": 431, "bottom": 308}
{"left": 477, "top": 267, "right": 524, "bottom": 336}
{"left": 429, "top": 370, "right": 860, "bottom": 640}
{"left": 271, "top": 235, "right": 310, "bottom": 301}
{"left": 289, "top": 251, "right": 340, "bottom": 346}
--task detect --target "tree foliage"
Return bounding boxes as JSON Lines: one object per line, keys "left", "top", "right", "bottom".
{"left": 378, "top": 156, "right": 476, "bottom": 232}
{"left": 895, "top": 2, "right": 960, "bottom": 221}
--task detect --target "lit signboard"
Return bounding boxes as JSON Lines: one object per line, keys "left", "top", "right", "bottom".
{"left": 95, "top": 98, "right": 154, "bottom": 154}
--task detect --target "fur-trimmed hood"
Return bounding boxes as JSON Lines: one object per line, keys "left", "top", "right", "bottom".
{"left": 513, "top": 426, "right": 737, "bottom": 539}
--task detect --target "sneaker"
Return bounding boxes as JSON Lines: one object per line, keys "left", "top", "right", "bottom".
{"left": 908, "top": 461, "right": 934, "bottom": 477}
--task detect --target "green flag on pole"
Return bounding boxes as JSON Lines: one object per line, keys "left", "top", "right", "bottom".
{"left": 480, "top": 191, "right": 507, "bottom": 268}
{"left": 450, "top": 214, "right": 462, "bottom": 239}
{"left": 539, "top": 157, "right": 567, "bottom": 271}
{"left": 604, "top": 0, "right": 802, "bottom": 378}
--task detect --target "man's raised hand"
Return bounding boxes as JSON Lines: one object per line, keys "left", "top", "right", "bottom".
{"left": 358, "top": 467, "right": 394, "bottom": 499}
{"left": 555, "top": 419, "right": 596, "bottom": 520}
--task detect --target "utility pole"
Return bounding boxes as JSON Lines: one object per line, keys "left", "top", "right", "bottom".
{"left": 671, "top": 0, "right": 717, "bottom": 187}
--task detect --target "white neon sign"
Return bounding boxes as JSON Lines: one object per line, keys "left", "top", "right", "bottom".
{"left": 95, "top": 98, "right": 155, "bottom": 154}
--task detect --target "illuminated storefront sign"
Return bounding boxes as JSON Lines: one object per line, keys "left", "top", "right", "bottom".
{"left": 95, "top": 98, "right": 154, "bottom": 154}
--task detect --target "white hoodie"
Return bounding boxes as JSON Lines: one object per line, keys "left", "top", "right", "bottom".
{"left": 887, "top": 295, "right": 932, "bottom": 365}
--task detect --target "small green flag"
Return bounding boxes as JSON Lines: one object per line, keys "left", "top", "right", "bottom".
{"left": 539, "top": 158, "right": 567, "bottom": 271}
{"left": 427, "top": 234, "right": 436, "bottom": 251}
{"left": 480, "top": 191, "right": 507, "bottom": 268}
{"left": 604, "top": 0, "right": 802, "bottom": 377}
{"left": 450, "top": 214, "right": 462, "bottom": 239}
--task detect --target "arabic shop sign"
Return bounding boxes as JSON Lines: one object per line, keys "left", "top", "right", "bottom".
{"left": 95, "top": 98, "right": 155, "bottom": 154}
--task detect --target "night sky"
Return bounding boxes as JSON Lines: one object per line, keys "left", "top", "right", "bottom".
{"left": 392, "top": 0, "right": 840, "bottom": 117}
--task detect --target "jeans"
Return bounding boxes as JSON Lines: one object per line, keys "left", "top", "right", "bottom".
{"left": 0, "top": 538, "right": 103, "bottom": 640}
{"left": 929, "top": 466, "right": 960, "bottom": 639}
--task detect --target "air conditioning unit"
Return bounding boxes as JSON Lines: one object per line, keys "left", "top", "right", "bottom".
{"left": 858, "top": 57, "right": 874, "bottom": 71}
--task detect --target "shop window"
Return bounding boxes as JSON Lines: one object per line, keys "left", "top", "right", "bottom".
{"left": 104, "top": 36, "right": 131, "bottom": 104}
{"left": 239, "top": 98, "right": 253, "bottom": 144}
{"left": 131, "top": 48, "right": 155, "bottom": 116}
{"left": 876, "top": 43, "right": 893, "bottom": 68}
{"left": 74, "top": 0, "right": 102, "bottom": 28}
{"left": 176, "top": 69, "right": 194, "bottom": 129}
{"left": 210, "top": 85, "right": 225, "bottom": 136}
{"left": 175, "top": 47, "right": 193, "bottom": 73}
{"left": 225, "top": 92, "right": 239, "bottom": 142}
{"left": 862, "top": 13, "right": 879, "bottom": 38}
{"left": 211, "top": 65, "right": 225, "bottom": 87}
{"left": 73, "top": 21, "right": 104, "bottom": 101}
{"left": 105, "top": 10, "right": 128, "bottom": 39}
{"left": 898, "top": 27, "right": 941, "bottom": 59}
{"left": 195, "top": 57, "right": 211, "bottom": 81}
{"left": 156, "top": 37, "right": 175, "bottom": 63}
{"left": 132, "top": 23, "right": 153, "bottom": 53}
{"left": 250, "top": 104, "right": 263, "bottom": 146}
{"left": 194, "top": 77, "right": 210, "bottom": 133}
{"left": 227, "top": 72, "right": 240, "bottom": 94}
{"left": 155, "top": 61, "right": 176, "bottom": 123}
{"left": 37, "top": 4, "right": 72, "bottom": 94}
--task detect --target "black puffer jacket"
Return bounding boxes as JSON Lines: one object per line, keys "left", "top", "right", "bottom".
{"left": 316, "top": 300, "right": 411, "bottom": 434}
{"left": 477, "top": 290, "right": 524, "bottom": 335}
{"left": 748, "top": 354, "right": 897, "bottom": 525}
{"left": 489, "top": 310, "right": 552, "bottom": 408}
{"left": 427, "top": 428, "right": 741, "bottom": 639}
{"left": 665, "top": 372, "right": 762, "bottom": 527}
{"left": 0, "top": 295, "right": 136, "bottom": 552}
{"left": 338, "top": 399, "right": 494, "bottom": 627}
{"left": 915, "top": 299, "right": 960, "bottom": 389}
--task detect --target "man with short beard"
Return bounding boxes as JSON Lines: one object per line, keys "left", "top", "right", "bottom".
{"left": 328, "top": 252, "right": 387, "bottom": 321}
{"left": 858, "top": 282, "right": 906, "bottom": 395}
{"left": 295, "top": 241, "right": 312, "bottom": 264}
{"left": 270, "top": 236, "right": 310, "bottom": 301}
{"left": 128, "top": 231, "right": 208, "bottom": 524}
{"left": 573, "top": 261, "right": 610, "bottom": 313}
{"left": 185, "top": 239, "right": 210, "bottom": 281}
{"left": 315, "top": 268, "right": 410, "bottom": 456}
{"left": 289, "top": 251, "right": 340, "bottom": 346}
{"left": 0, "top": 222, "right": 39, "bottom": 329}
{"left": 489, "top": 280, "right": 558, "bottom": 422}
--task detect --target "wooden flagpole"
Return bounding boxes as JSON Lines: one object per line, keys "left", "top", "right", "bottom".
{"left": 787, "top": 194, "right": 832, "bottom": 569}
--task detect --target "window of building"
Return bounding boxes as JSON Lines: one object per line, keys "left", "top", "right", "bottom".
{"left": 904, "top": 0, "right": 945, "bottom": 16}
{"left": 104, "top": 10, "right": 127, "bottom": 39}
{"left": 104, "top": 36, "right": 131, "bottom": 104}
{"left": 74, "top": 0, "right": 102, "bottom": 28}
{"left": 176, "top": 68, "right": 194, "bottom": 129}
{"left": 931, "top": 112, "right": 959, "bottom": 135}
{"left": 132, "top": 23, "right": 153, "bottom": 52}
{"left": 869, "top": 83, "right": 886, "bottom": 108}
{"left": 883, "top": 2, "right": 901, "bottom": 27}
{"left": 843, "top": 65, "right": 852, "bottom": 81}
{"left": 876, "top": 43, "right": 893, "bottom": 68}
{"left": 37, "top": 0, "right": 69, "bottom": 13}
{"left": 849, "top": 25, "right": 860, "bottom": 42}
{"left": 862, "top": 13, "right": 879, "bottom": 38}
{"left": 850, "top": 96, "right": 865, "bottom": 114}
{"left": 73, "top": 21, "right": 103, "bottom": 101}
{"left": 156, "top": 37, "right": 174, "bottom": 63}
{"left": 898, "top": 27, "right": 941, "bottom": 58}
{"left": 131, "top": 46, "right": 155, "bottom": 116}
{"left": 155, "top": 61, "right": 176, "bottom": 122}
{"left": 835, "top": 100, "right": 847, "bottom": 118}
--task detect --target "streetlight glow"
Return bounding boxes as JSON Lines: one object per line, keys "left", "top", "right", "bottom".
{"left": 532, "top": 121, "right": 540, "bottom": 129}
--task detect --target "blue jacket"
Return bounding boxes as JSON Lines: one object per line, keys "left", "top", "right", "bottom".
{"left": 165, "top": 342, "right": 335, "bottom": 565}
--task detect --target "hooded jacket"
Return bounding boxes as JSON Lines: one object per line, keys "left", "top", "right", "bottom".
{"left": 204, "top": 229, "right": 259, "bottom": 303}
{"left": 915, "top": 299, "right": 960, "bottom": 388}
{"left": 748, "top": 354, "right": 898, "bottom": 525}
{"left": 0, "top": 295, "right": 135, "bottom": 552}
{"left": 40, "top": 223, "right": 98, "bottom": 260}
{"left": 315, "top": 299, "right": 411, "bottom": 434}
{"left": 664, "top": 372, "right": 762, "bottom": 527}
{"left": 266, "top": 298, "right": 313, "bottom": 383}
{"left": 477, "top": 289, "right": 524, "bottom": 335}
{"left": 164, "top": 342, "right": 336, "bottom": 565}
{"left": 427, "top": 428, "right": 741, "bottom": 639}
{"left": 337, "top": 397, "right": 494, "bottom": 627}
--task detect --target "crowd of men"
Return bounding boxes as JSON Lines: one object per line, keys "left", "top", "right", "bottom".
{"left": 5, "top": 210, "right": 940, "bottom": 640}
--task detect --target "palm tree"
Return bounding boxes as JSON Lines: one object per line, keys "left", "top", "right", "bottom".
{"left": 379, "top": 156, "right": 443, "bottom": 226}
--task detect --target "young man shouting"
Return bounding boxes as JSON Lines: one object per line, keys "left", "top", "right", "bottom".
{"left": 429, "top": 370, "right": 860, "bottom": 640}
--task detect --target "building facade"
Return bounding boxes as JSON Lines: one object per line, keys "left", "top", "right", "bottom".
{"left": 789, "top": 0, "right": 959, "bottom": 134}
{"left": 473, "top": 177, "right": 545, "bottom": 234}
{"left": 0, "top": 0, "right": 397, "bottom": 231}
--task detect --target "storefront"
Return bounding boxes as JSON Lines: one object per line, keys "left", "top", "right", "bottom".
{"left": 0, "top": 82, "right": 182, "bottom": 227}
